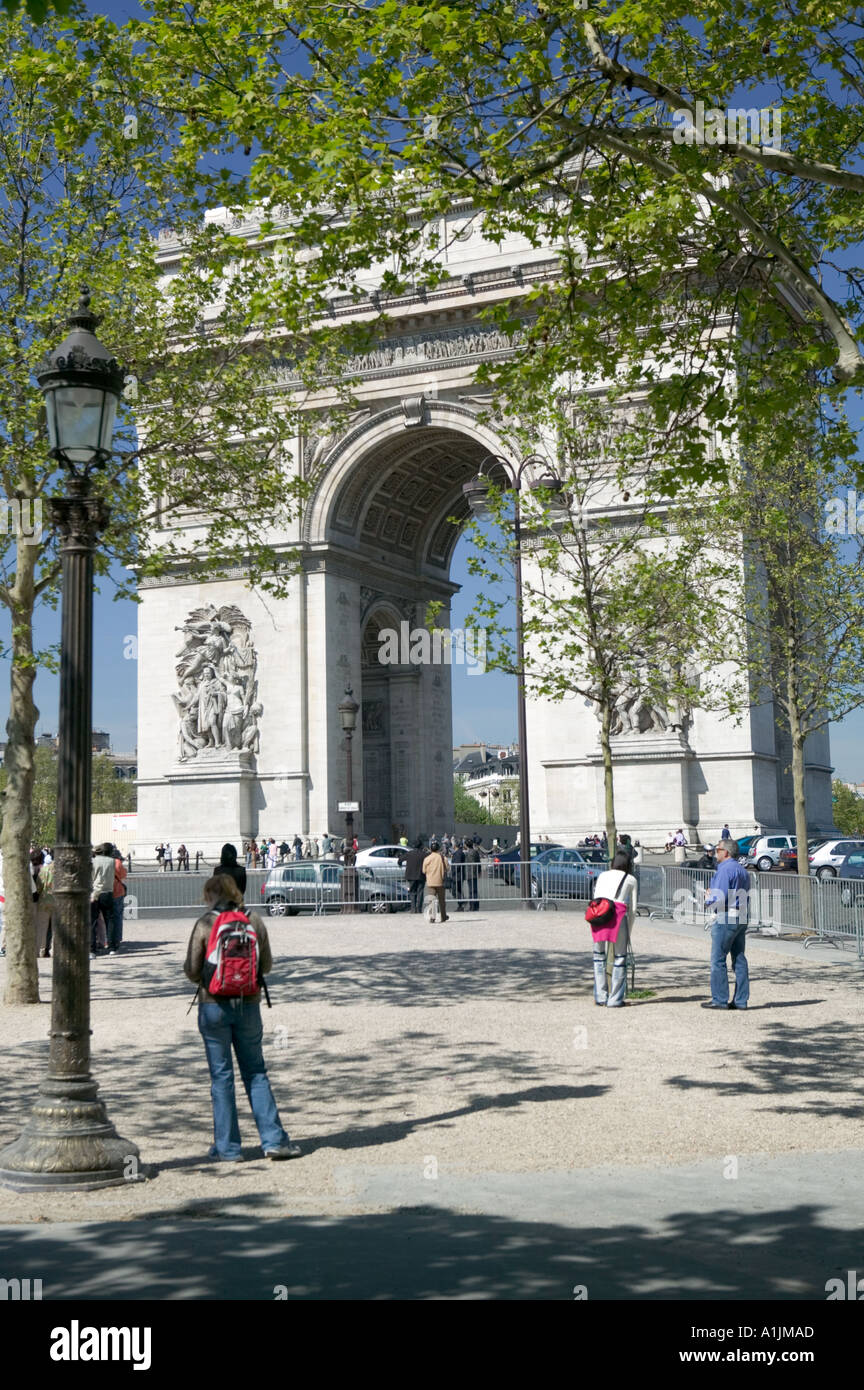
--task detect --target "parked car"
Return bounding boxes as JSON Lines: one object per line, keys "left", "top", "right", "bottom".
{"left": 837, "top": 852, "right": 864, "bottom": 904}
{"left": 261, "top": 861, "right": 409, "bottom": 914}
{"left": 490, "top": 841, "right": 563, "bottom": 885}
{"left": 776, "top": 839, "right": 827, "bottom": 873}
{"left": 514, "top": 847, "right": 599, "bottom": 900}
{"left": 744, "top": 835, "right": 796, "bottom": 871}
{"left": 807, "top": 839, "right": 864, "bottom": 879}
{"left": 353, "top": 844, "right": 408, "bottom": 883}
{"left": 733, "top": 834, "right": 759, "bottom": 858}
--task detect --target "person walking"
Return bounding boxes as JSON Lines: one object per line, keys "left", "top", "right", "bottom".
{"left": 721, "top": 824, "right": 731, "bottom": 841}
{"left": 422, "top": 839, "right": 450, "bottom": 922}
{"left": 450, "top": 840, "right": 466, "bottom": 911}
{"left": 293, "top": 834, "right": 303, "bottom": 861}
{"left": 184, "top": 874, "right": 300, "bottom": 1162}
{"left": 703, "top": 838, "right": 751, "bottom": 1010}
{"left": 403, "top": 838, "right": 426, "bottom": 914}
{"left": 156, "top": 843, "right": 165, "bottom": 872}
{"left": 321, "top": 832, "right": 332, "bottom": 859}
{"left": 590, "top": 851, "right": 638, "bottom": 1008}
{"left": 464, "top": 839, "right": 481, "bottom": 911}
{"left": 90, "top": 843, "right": 116, "bottom": 955}
{"left": 340, "top": 848, "right": 359, "bottom": 913}
{"left": 212, "top": 842, "right": 247, "bottom": 896}
{"left": 107, "top": 847, "right": 127, "bottom": 955}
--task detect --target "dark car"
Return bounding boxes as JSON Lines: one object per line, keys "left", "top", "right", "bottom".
{"left": 514, "top": 847, "right": 598, "bottom": 900}
{"left": 490, "top": 841, "right": 563, "bottom": 885}
{"left": 836, "top": 851, "right": 864, "bottom": 905}
{"left": 261, "top": 861, "right": 409, "bottom": 915}
{"left": 778, "top": 839, "right": 829, "bottom": 873}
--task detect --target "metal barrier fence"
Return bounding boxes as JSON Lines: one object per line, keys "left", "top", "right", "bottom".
{"left": 120, "top": 861, "right": 864, "bottom": 955}
{"left": 638, "top": 864, "right": 864, "bottom": 957}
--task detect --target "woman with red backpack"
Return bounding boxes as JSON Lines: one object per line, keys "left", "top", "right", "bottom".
{"left": 588, "top": 850, "right": 638, "bottom": 1008}
{"left": 185, "top": 874, "right": 300, "bottom": 1162}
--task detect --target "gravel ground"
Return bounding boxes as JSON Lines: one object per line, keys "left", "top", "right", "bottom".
{"left": 0, "top": 910, "right": 861, "bottom": 1225}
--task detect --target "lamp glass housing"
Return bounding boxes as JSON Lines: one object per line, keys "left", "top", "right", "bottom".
{"left": 45, "top": 383, "right": 118, "bottom": 462}
{"left": 339, "top": 690, "right": 359, "bottom": 732}
{"left": 463, "top": 475, "right": 493, "bottom": 520}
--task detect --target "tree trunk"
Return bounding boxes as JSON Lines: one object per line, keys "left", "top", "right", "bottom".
{"left": 1, "top": 537, "right": 40, "bottom": 1004}
{"left": 787, "top": 687, "right": 814, "bottom": 934}
{"left": 600, "top": 699, "right": 617, "bottom": 854}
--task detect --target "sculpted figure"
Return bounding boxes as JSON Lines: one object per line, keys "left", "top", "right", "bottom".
{"left": 197, "top": 664, "right": 227, "bottom": 747}
{"left": 173, "top": 604, "right": 262, "bottom": 760}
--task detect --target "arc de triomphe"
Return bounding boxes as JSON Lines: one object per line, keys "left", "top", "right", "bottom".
{"left": 133, "top": 207, "right": 834, "bottom": 855}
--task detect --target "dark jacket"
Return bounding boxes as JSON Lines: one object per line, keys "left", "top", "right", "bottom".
{"left": 403, "top": 848, "right": 426, "bottom": 882}
{"left": 464, "top": 846, "right": 481, "bottom": 876}
{"left": 213, "top": 843, "right": 247, "bottom": 894}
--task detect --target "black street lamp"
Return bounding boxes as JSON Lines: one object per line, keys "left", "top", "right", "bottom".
{"left": 338, "top": 686, "right": 360, "bottom": 846}
{"left": 0, "top": 290, "right": 140, "bottom": 1190}
{"left": 463, "top": 455, "right": 563, "bottom": 906}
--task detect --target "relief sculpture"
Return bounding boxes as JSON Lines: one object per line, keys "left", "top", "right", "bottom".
{"left": 172, "top": 604, "right": 261, "bottom": 760}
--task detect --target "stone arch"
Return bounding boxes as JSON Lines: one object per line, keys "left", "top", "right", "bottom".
{"left": 302, "top": 400, "right": 517, "bottom": 576}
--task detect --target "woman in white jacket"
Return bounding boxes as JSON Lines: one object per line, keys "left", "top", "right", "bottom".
{"left": 591, "top": 851, "right": 638, "bottom": 1007}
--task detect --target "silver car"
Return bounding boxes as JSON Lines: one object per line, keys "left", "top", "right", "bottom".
{"left": 260, "top": 860, "right": 409, "bottom": 915}
{"left": 745, "top": 835, "right": 795, "bottom": 872}
{"left": 353, "top": 844, "right": 408, "bottom": 883}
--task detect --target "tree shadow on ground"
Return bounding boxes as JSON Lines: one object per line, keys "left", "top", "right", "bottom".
{"left": 0, "top": 1026, "right": 617, "bottom": 1167}
{"left": 0, "top": 1198, "right": 856, "bottom": 1299}
{"left": 665, "top": 1017, "right": 864, "bottom": 1118}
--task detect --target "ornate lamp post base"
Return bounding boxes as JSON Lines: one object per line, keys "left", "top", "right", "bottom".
{"left": 0, "top": 1074, "right": 141, "bottom": 1190}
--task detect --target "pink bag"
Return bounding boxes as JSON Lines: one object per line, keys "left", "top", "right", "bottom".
{"left": 589, "top": 899, "right": 628, "bottom": 943}
{"left": 586, "top": 872, "right": 629, "bottom": 942}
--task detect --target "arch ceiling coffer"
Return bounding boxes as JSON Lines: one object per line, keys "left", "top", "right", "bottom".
{"left": 329, "top": 425, "right": 490, "bottom": 570}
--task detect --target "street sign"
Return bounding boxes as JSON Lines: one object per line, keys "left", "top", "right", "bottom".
{"left": 337, "top": 801, "right": 360, "bottom": 812}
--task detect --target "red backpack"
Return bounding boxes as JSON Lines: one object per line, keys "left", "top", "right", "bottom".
{"left": 201, "top": 909, "right": 262, "bottom": 999}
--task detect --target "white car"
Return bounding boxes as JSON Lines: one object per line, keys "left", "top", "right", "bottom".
{"left": 745, "top": 835, "right": 795, "bottom": 871}
{"left": 808, "top": 838, "right": 864, "bottom": 879}
{"left": 354, "top": 844, "right": 408, "bottom": 883}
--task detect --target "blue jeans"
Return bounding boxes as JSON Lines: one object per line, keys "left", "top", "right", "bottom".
{"left": 593, "top": 922, "right": 629, "bottom": 1006}
{"left": 107, "top": 895, "right": 124, "bottom": 951}
{"left": 197, "top": 999, "right": 289, "bottom": 1158}
{"left": 710, "top": 917, "right": 749, "bottom": 1007}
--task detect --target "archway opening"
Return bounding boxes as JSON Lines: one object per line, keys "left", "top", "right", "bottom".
{"left": 315, "top": 415, "right": 519, "bottom": 842}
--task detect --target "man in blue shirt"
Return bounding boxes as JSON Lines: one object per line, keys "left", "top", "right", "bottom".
{"left": 703, "top": 839, "right": 751, "bottom": 1009}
